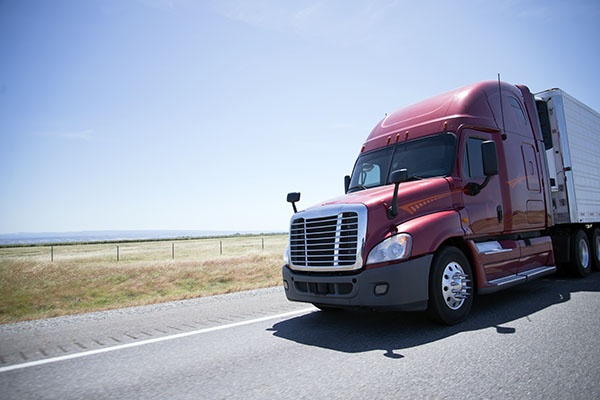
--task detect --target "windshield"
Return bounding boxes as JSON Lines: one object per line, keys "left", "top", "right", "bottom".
{"left": 348, "top": 132, "right": 456, "bottom": 192}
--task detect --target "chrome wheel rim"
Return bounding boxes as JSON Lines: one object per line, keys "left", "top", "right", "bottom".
{"left": 441, "top": 262, "right": 470, "bottom": 310}
{"left": 579, "top": 237, "right": 590, "bottom": 269}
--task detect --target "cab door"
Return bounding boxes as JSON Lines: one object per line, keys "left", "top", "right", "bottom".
{"left": 460, "top": 130, "right": 504, "bottom": 236}
{"left": 459, "top": 129, "right": 517, "bottom": 280}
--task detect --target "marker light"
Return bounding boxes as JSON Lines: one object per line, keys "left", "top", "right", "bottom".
{"left": 283, "top": 245, "right": 290, "bottom": 265}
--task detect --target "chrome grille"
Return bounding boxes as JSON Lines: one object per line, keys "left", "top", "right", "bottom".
{"left": 289, "top": 205, "right": 366, "bottom": 271}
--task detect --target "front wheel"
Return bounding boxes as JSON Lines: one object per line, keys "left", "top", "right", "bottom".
{"left": 427, "top": 247, "right": 474, "bottom": 325}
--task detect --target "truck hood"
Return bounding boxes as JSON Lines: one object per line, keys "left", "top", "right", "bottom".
{"left": 297, "top": 177, "right": 460, "bottom": 262}
{"left": 315, "top": 177, "right": 456, "bottom": 220}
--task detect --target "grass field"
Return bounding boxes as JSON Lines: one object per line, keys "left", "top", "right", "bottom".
{"left": 0, "top": 234, "right": 287, "bottom": 324}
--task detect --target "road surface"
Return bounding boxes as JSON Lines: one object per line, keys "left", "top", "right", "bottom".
{"left": 1, "top": 273, "right": 599, "bottom": 399}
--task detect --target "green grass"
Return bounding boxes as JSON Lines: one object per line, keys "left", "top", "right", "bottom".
{"left": 0, "top": 234, "right": 287, "bottom": 323}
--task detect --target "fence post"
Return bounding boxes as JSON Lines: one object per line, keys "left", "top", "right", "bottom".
{"left": 117, "top": 245, "right": 120, "bottom": 261}
{"left": 262, "top": 238, "right": 264, "bottom": 250}
{"left": 172, "top": 243, "right": 175, "bottom": 260}
{"left": 220, "top": 240, "right": 223, "bottom": 255}
{"left": 51, "top": 245, "right": 54, "bottom": 262}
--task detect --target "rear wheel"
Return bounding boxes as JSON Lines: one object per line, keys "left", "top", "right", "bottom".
{"left": 570, "top": 230, "right": 591, "bottom": 277}
{"left": 427, "top": 247, "right": 473, "bottom": 325}
{"left": 589, "top": 228, "right": 600, "bottom": 271}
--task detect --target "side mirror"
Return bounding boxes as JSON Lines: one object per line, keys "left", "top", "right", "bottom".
{"left": 482, "top": 140, "right": 499, "bottom": 176}
{"left": 390, "top": 169, "right": 408, "bottom": 184}
{"left": 287, "top": 192, "right": 301, "bottom": 213}
{"left": 466, "top": 141, "right": 498, "bottom": 196}
{"left": 387, "top": 169, "right": 408, "bottom": 219}
{"left": 344, "top": 175, "right": 351, "bottom": 194}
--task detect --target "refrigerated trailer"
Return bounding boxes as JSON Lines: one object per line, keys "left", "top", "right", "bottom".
{"left": 283, "top": 81, "right": 600, "bottom": 325}
{"left": 536, "top": 88, "right": 600, "bottom": 225}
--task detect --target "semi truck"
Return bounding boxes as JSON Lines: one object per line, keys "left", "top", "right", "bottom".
{"left": 282, "top": 80, "right": 600, "bottom": 325}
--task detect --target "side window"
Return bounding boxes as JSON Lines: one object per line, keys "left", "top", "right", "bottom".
{"left": 463, "top": 137, "right": 485, "bottom": 178}
{"left": 521, "top": 143, "right": 541, "bottom": 192}
{"left": 358, "top": 163, "right": 382, "bottom": 187}
{"left": 349, "top": 146, "right": 393, "bottom": 191}
{"left": 508, "top": 96, "right": 528, "bottom": 125}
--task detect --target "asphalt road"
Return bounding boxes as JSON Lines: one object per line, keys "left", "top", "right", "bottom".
{"left": 1, "top": 273, "right": 599, "bottom": 399}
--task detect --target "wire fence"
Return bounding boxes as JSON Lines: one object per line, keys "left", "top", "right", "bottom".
{"left": 0, "top": 235, "right": 288, "bottom": 264}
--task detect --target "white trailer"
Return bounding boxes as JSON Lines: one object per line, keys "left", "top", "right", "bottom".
{"left": 535, "top": 88, "right": 600, "bottom": 274}
{"left": 536, "top": 88, "right": 600, "bottom": 225}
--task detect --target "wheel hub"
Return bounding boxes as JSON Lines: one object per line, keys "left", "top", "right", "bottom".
{"left": 441, "top": 262, "right": 471, "bottom": 310}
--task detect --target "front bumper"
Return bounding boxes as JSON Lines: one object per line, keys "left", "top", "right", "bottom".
{"left": 282, "top": 254, "right": 433, "bottom": 311}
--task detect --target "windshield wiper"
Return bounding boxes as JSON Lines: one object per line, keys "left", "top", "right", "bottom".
{"left": 348, "top": 184, "right": 368, "bottom": 193}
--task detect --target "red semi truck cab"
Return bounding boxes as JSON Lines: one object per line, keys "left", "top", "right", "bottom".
{"left": 282, "top": 80, "right": 600, "bottom": 325}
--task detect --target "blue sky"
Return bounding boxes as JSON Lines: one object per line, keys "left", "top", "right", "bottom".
{"left": 1, "top": 0, "right": 599, "bottom": 234}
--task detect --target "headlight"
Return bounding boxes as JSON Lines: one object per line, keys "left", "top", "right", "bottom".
{"left": 366, "top": 233, "right": 412, "bottom": 265}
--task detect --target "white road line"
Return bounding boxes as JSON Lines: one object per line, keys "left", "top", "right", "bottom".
{"left": 0, "top": 307, "right": 315, "bottom": 373}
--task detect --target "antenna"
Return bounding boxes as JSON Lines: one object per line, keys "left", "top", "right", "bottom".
{"left": 498, "top": 73, "right": 507, "bottom": 140}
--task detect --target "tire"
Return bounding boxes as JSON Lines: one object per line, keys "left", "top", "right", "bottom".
{"left": 570, "top": 230, "right": 591, "bottom": 277}
{"left": 589, "top": 228, "right": 600, "bottom": 271}
{"left": 427, "top": 247, "right": 474, "bottom": 325}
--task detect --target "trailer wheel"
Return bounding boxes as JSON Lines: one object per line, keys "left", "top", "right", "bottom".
{"left": 590, "top": 228, "right": 600, "bottom": 271}
{"left": 427, "top": 247, "right": 473, "bottom": 325}
{"left": 570, "top": 230, "right": 591, "bottom": 277}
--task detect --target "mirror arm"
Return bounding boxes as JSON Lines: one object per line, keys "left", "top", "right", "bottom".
{"left": 387, "top": 169, "right": 408, "bottom": 219}
{"left": 286, "top": 192, "right": 301, "bottom": 213}
{"left": 479, "top": 175, "right": 491, "bottom": 191}
{"left": 465, "top": 175, "right": 492, "bottom": 196}
{"left": 387, "top": 182, "right": 400, "bottom": 218}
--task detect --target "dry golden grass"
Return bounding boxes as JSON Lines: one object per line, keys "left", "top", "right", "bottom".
{"left": 0, "top": 234, "right": 287, "bottom": 323}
